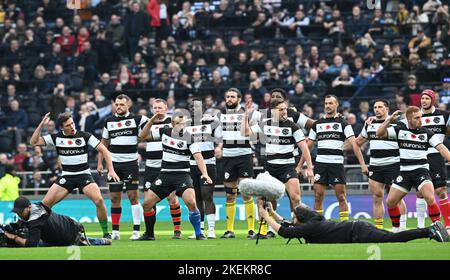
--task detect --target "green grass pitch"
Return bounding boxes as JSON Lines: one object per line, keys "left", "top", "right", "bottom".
{"left": 1, "top": 219, "right": 449, "bottom": 260}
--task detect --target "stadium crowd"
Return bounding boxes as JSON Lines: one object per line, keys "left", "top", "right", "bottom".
{"left": 0, "top": 0, "right": 449, "bottom": 193}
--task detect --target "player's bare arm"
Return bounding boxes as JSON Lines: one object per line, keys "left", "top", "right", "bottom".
{"left": 436, "top": 143, "right": 450, "bottom": 162}
{"left": 30, "top": 112, "right": 51, "bottom": 146}
{"left": 240, "top": 110, "right": 253, "bottom": 137}
{"left": 96, "top": 142, "right": 120, "bottom": 182}
{"left": 297, "top": 140, "right": 314, "bottom": 184}
{"left": 193, "top": 152, "right": 212, "bottom": 184}
{"left": 139, "top": 112, "right": 165, "bottom": 142}
{"left": 348, "top": 135, "right": 368, "bottom": 175}
{"left": 376, "top": 110, "right": 402, "bottom": 138}
{"left": 97, "top": 138, "right": 110, "bottom": 175}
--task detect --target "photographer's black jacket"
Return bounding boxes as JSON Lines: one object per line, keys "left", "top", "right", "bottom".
{"left": 278, "top": 211, "right": 353, "bottom": 243}
{"left": 23, "top": 203, "right": 81, "bottom": 247}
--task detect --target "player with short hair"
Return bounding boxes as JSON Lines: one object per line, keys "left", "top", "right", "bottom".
{"left": 137, "top": 109, "right": 212, "bottom": 240}
{"left": 306, "top": 95, "right": 368, "bottom": 221}
{"left": 377, "top": 106, "right": 450, "bottom": 232}
{"left": 186, "top": 99, "right": 222, "bottom": 238}
{"left": 141, "top": 98, "right": 184, "bottom": 239}
{"left": 98, "top": 94, "right": 148, "bottom": 240}
{"left": 30, "top": 112, "right": 120, "bottom": 238}
{"left": 241, "top": 98, "right": 315, "bottom": 238}
{"left": 417, "top": 90, "right": 450, "bottom": 229}
{"left": 356, "top": 99, "right": 407, "bottom": 230}
{"left": 217, "top": 88, "right": 257, "bottom": 239}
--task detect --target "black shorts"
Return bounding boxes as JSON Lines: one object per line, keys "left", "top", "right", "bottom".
{"left": 56, "top": 174, "right": 96, "bottom": 193}
{"left": 428, "top": 153, "right": 448, "bottom": 188}
{"left": 265, "top": 163, "right": 297, "bottom": 183}
{"left": 191, "top": 164, "right": 216, "bottom": 188}
{"left": 313, "top": 162, "right": 346, "bottom": 186}
{"left": 109, "top": 160, "right": 139, "bottom": 192}
{"left": 392, "top": 168, "right": 432, "bottom": 193}
{"left": 222, "top": 154, "right": 254, "bottom": 182}
{"left": 143, "top": 167, "right": 161, "bottom": 192}
{"left": 369, "top": 164, "right": 400, "bottom": 186}
{"left": 150, "top": 172, "right": 193, "bottom": 200}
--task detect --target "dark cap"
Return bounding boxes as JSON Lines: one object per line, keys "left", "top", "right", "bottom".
{"left": 11, "top": 196, "right": 31, "bottom": 214}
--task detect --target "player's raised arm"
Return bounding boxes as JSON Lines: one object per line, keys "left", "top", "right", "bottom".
{"left": 139, "top": 113, "right": 165, "bottom": 142}
{"left": 376, "top": 110, "right": 402, "bottom": 138}
{"left": 30, "top": 112, "right": 51, "bottom": 146}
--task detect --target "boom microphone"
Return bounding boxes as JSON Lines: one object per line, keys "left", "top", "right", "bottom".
{"left": 238, "top": 172, "right": 285, "bottom": 201}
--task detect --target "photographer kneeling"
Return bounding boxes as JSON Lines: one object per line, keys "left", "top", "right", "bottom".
{"left": 3, "top": 197, "right": 111, "bottom": 247}
{"left": 257, "top": 199, "right": 449, "bottom": 243}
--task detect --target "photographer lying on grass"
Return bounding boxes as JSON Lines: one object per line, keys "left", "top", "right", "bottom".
{"left": 3, "top": 196, "right": 111, "bottom": 247}
{"left": 256, "top": 199, "right": 449, "bottom": 243}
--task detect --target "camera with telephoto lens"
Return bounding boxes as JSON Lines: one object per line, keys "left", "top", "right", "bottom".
{"left": 0, "top": 222, "right": 29, "bottom": 247}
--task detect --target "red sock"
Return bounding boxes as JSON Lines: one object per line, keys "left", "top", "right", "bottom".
{"left": 111, "top": 207, "right": 122, "bottom": 231}
{"left": 428, "top": 202, "right": 441, "bottom": 223}
{"left": 170, "top": 203, "right": 182, "bottom": 232}
{"left": 439, "top": 198, "right": 450, "bottom": 227}
{"left": 388, "top": 206, "right": 400, "bottom": 228}
{"left": 144, "top": 209, "right": 156, "bottom": 217}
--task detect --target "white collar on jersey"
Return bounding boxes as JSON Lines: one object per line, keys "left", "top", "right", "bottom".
{"left": 115, "top": 112, "right": 130, "bottom": 118}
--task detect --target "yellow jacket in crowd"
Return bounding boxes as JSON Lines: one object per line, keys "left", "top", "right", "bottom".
{"left": 0, "top": 173, "right": 20, "bottom": 201}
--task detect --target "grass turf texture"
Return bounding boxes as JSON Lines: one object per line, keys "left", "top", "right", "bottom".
{"left": 1, "top": 219, "right": 449, "bottom": 260}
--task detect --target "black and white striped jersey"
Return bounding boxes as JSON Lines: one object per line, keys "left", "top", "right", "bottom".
{"left": 308, "top": 116, "right": 355, "bottom": 164}
{"left": 186, "top": 115, "right": 222, "bottom": 166}
{"left": 253, "top": 108, "right": 309, "bottom": 129}
{"left": 102, "top": 113, "right": 148, "bottom": 163}
{"left": 360, "top": 119, "right": 400, "bottom": 166}
{"left": 387, "top": 124, "right": 442, "bottom": 171}
{"left": 142, "top": 116, "right": 172, "bottom": 169}
{"left": 219, "top": 106, "right": 259, "bottom": 157}
{"left": 420, "top": 108, "right": 449, "bottom": 154}
{"left": 152, "top": 127, "right": 201, "bottom": 172}
{"left": 251, "top": 118, "right": 305, "bottom": 165}
{"left": 254, "top": 108, "right": 309, "bottom": 157}
{"left": 43, "top": 131, "right": 100, "bottom": 176}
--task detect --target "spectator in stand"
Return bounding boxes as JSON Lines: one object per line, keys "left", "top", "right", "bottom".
{"left": 97, "top": 73, "right": 115, "bottom": 100}
{"left": 52, "top": 64, "right": 73, "bottom": 93}
{"left": 407, "top": 5, "right": 429, "bottom": 36}
{"left": 125, "top": 2, "right": 150, "bottom": 59}
{"left": 13, "top": 143, "right": 30, "bottom": 172}
{"left": 24, "top": 146, "right": 49, "bottom": 172}
{"left": 326, "top": 55, "right": 349, "bottom": 77}
{"left": 27, "top": 170, "right": 49, "bottom": 195}
{"left": 331, "top": 68, "right": 354, "bottom": 98}
{"left": 346, "top": 5, "right": 368, "bottom": 39}
{"left": 291, "top": 83, "right": 313, "bottom": 109}
{"left": 6, "top": 100, "right": 28, "bottom": 148}
{"left": 305, "top": 68, "right": 327, "bottom": 99}
{"left": 147, "top": 0, "right": 170, "bottom": 42}
{"left": 55, "top": 26, "right": 74, "bottom": 57}
{"left": 0, "top": 164, "right": 19, "bottom": 201}
{"left": 438, "top": 76, "right": 450, "bottom": 105}
{"left": 48, "top": 83, "right": 66, "bottom": 121}
{"left": 408, "top": 29, "right": 432, "bottom": 60}
{"left": 402, "top": 74, "right": 423, "bottom": 106}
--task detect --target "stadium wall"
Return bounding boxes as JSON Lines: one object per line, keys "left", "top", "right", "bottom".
{"left": 0, "top": 194, "right": 422, "bottom": 224}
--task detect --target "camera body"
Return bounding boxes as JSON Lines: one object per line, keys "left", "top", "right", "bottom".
{"left": 0, "top": 222, "right": 29, "bottom": 247}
